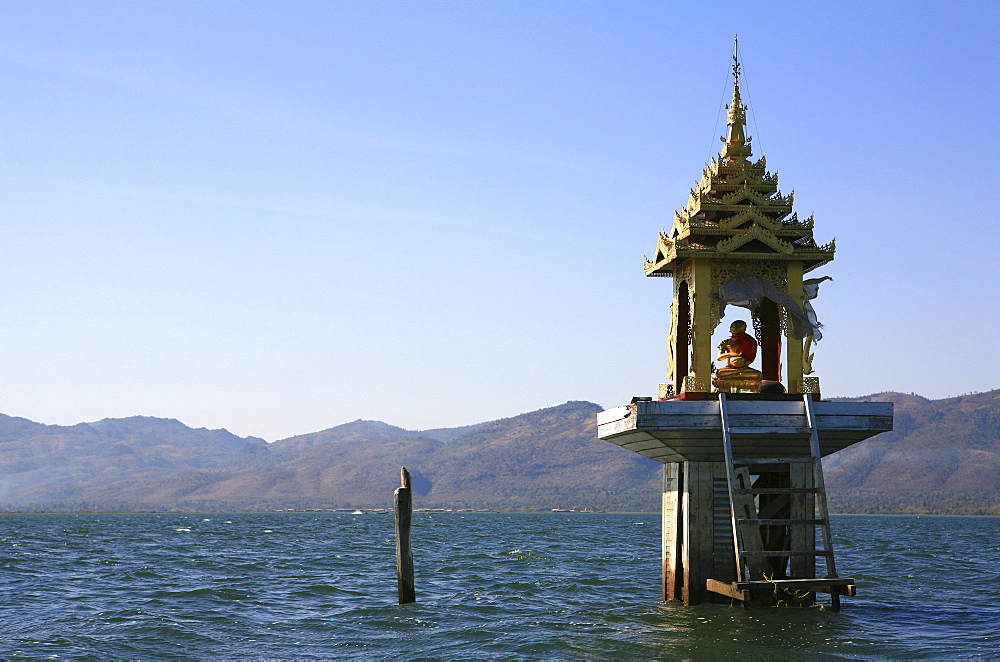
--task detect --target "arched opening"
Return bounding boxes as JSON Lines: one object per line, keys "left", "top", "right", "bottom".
{"left": 674, "top": 281, "right": 690, "bottom": 394}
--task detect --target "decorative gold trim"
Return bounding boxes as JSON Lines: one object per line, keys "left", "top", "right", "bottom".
{"left": 709, "top": 260, "right": 787, "bottom": 332}
{"left": 716, "top": 225, "right": 795, "bottom": 254}
{"left": 802, "top": 335, "right": 815, "bottom": 375}
{"left": 682, "top": 376, "right": 709, "bottom": 393}
{"left": 665, "top": 299, "right": 677, "bottom": 383}
{"left": 658, "top": 383, "right": 674, "bottom": 399}
{"left": 719, "top": 208, "right": 782, "bottom": 231}
{"left": 801, "top": 377, "right": 821, "bottom": 393}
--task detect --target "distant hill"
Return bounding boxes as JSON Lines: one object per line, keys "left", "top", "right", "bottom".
{"left": 0, "top": 415, "right": 268, "bottom": 510}
{"left": 272, "top": 419, "right": 426, "bottom": 454}
{"left": 824, "top": 390, "right": 1000, "bottom": 515}
{"left": 0, "top": 391, "right": 997, "bottom": 514}
{"left": 168, "top": 401, "right": 660, "bottom": 511}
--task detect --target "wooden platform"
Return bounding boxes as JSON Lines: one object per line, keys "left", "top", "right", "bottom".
{"left": 597, "top": 397, "right": 892, "bottom": 463}
{"left": 706, "top": 577, "right": 857, "bottom": 604}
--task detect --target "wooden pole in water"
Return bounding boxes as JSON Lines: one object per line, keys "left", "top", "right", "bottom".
{"left": 394, "top": 466, "right": 415, "bottom": 604}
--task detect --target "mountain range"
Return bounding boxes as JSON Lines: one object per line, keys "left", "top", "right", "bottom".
{"left": 1, "top": 390, "right": 997, "bottom": 514}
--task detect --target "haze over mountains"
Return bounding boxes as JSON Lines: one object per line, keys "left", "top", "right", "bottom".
{"left": 0, "top": 390, "right": 997, "bottom": 514}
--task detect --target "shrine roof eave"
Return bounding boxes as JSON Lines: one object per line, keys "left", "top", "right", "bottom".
{"left": 693, "top": 203, "right": 791, "bottom": 214}
{"left": 675, "top": 226, "right": 814, "bottom": 241}
{"left": 644, "top": 260, "right": 674, "bottom": 277}
{"left": 670, "top": 248, "right": 833, "bottom": 262}
{"left": 803, "top": 257, "right": 834, "bottom": 274}
{"left": 644, "top": 250, "right": 835, "bottom": 277}
{"left": 702, "top": 180, "right": 778, "bottom": 192}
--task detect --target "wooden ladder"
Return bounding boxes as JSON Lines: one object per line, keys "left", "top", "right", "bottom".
{"left": 710, "top": 392, "right": 854, "bottom": 609}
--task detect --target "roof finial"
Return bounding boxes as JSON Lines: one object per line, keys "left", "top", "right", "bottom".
{"left": 721, "top": 35, "right": 751, "bottom": 163}
{"left": 733, "top": 35, "right": 740, "bottom": 88}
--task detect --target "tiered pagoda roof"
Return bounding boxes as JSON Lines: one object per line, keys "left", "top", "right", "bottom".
{"left": 644, "top": 57, "right": 835, "bottom": 277}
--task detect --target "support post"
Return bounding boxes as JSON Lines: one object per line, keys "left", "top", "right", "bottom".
{"left": 690, "top": 260, "right": 714, "bottom": 388}
{"left": 394, "top": 467, "right": 415, "bottom": 604}
{"left": 788, "top": 462, "right": 816, "bottom": 579}
{"left": 785, "top": 262, "right": 804, "bottom": 392}
{"left": 662, "top": 463, "right": 682, "bottom": 601}
{"left": 757, "top": 298, "right": 781, "bottom": 382}
{"left": 681, "top": 461, "right": 715, "bottom": 605}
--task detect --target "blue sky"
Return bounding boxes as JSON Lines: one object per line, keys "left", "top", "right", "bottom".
{"left": 0, "top": 1, "right": 996, "bottom": 440}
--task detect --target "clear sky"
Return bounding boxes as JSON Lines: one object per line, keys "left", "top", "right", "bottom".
{"left": 0, "top": 1, "right": 996, "bottom": 441}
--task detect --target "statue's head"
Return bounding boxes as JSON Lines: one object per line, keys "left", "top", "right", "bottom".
{"left": 729, "top": 320, "right": 747, "bottom": 334}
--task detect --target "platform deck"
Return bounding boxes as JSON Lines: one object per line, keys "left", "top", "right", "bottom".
{"left": 597, "top": 398, "right": 892, "bottom": 463}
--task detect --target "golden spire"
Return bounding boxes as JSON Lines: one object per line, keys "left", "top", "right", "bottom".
{"left": 721, "top": 36, "right": 751, "bottom": 163}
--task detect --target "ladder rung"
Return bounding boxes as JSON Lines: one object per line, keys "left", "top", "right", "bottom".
{"left": 738, "top": 519, "right": 826, "bottom": 526}
{"left": 727, "top": 427, "right": 811, "bottom": 435}
{"left": 735, "top": 487, "right": 820, "bottom": 495}
{"left": 731, "top": 457, "right": 814, "bottom": 464}
{"left": 742, "top": 550, "right": 834, "bottom": 557}
{"left": 732, "top": 578, "right": 854, "bottom": 589}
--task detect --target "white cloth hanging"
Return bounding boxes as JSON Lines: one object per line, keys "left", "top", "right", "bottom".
{"left": 715, "top": 275, "right": 830, "bottom": 341}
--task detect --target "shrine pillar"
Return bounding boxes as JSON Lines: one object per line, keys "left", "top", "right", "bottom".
{"left": 690, "top": 259, "right": 714, "bottom": 393}
{"left": 785, "top": 261, "right": 804, "bottom": 393}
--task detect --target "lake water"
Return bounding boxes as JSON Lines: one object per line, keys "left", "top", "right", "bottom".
{"left": 0, "top": 513, "right": 997, "bottom": 659}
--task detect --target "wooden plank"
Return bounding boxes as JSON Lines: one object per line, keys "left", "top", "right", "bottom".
{"left": 814, "top": 401, "right": 894, "bottom": 416}
{"left": 620, "top": 439, "right": 669, "bottom": 453}
{"left": 616, "top": 398, "right": 892, "bottom": 422}
{"left": 605, "top": 447, "right": 834, "bottom": 465}
{"left": 636, "top": 415, "right": 721, "bottom": 428}
{"left": 742, "top": 550, "right": 833, "bottom": 556}
{"left": 738, "top": 519, "right": 824, "bottom": 525}
{"left": 624, "top": 398, "right": 892, "bottom": 418}
{"left": 635, "top": 400, "right": 715, "bottom": 415}
{"left": 708, "top": 578, "right": 856, "bottom": 601}
{"left": 728, "top": 427, "right": 811, "bottom": 435}
{"left": 641, "top": 450, "right": 687, "bottom": 463}
{"left": 731, "top": 457, "right": 814, "bottom": 464}
{"left": 598, "top": 417, "right": 643, "bottom": 437}
{"left": 705, "top": 578, "right": 750, "bottom": 602}
{"left": 734, "top": 577, "right": 854, "bottom": 589}
{"left": 734, "top": 579, "right": 856, "bottom": 597}
{"left": 605, "top": 429, "right": 885, "bottom": 444}
{"left": 624, "top": 413, "right": 893, "bottom": 431}
{"left": 596, "top": 405, "right": 631, "bottom": 425}
{"left": 603, "top": 418, "right": 891, "bottom": 437}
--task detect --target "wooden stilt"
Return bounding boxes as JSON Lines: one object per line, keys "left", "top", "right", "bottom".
{"left": 394, "top": 467, "right": 415, "bottom": 604}
{"left": 661, "top": 463, "right": 682, "bottom": 601}
{"left": 681, "top": 461, "right": 720, "bottom": 605}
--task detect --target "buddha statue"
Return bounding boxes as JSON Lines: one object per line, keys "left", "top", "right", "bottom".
{"left": 712, "top": 320, "right": 763, "bottom": 392}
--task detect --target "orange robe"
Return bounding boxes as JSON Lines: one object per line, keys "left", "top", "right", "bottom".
{"left": 733, "top": 332, "right": 757, "bottom": 364}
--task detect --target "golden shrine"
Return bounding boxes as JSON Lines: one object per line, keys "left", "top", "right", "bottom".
{"left": 644, "top": 50, "right": 834, "bottom": 398}
{"left": 597, "top": 44, "right": 893, "bottom": 608}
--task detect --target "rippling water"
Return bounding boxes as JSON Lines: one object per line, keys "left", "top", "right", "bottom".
{"left": 0, "top": 513, "right": 997, "bottom": 659}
